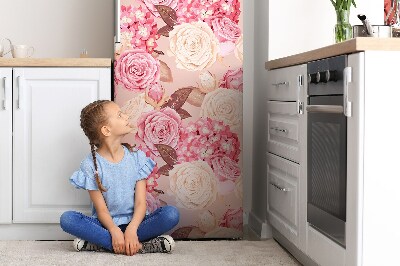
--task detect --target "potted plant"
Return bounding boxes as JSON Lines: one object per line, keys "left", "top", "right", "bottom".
{"left": 331, "top": 0, "right": 357, "bottom": 42}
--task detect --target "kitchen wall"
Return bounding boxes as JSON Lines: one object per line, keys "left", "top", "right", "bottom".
{"left": 0, "top": 0, "right": 114, "bottom": 58}
{"left": 268, "top": 0, "right": 383, "bottom": 60}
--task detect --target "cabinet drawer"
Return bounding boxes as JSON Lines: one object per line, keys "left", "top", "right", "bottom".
{"left": 267, "top": 153, "right": 299, "bottom": 244}
{"left": 267, "top": 101, "right": 299, "bottom": 163}
{"left": 266, "top": 64, "right": 306, "bottom": 101}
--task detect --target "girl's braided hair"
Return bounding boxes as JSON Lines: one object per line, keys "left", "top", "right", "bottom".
{"left": 80, "top": 100, "right": 134, "bottom": 192}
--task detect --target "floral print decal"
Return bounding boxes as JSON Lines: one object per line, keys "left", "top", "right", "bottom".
{"left": 115, "top": 0, "right": 243, "bottom": 239}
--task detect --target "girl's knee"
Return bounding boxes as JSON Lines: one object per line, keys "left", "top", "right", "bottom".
{"left": 164, "top": 206, "right": 180, "bottom": 226}
{"left": 59, "top": 211, "right": 79, "bottom": 230}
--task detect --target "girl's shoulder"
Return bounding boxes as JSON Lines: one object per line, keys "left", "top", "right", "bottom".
{"left": 78, "top": 153, "right": 96, "bottom": 171}
{"left": 122, "top": 145, "right": 154, "bottom": 167}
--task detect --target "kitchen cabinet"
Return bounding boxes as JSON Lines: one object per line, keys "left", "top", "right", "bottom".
{"left": 265, "top": 64, "right": 307, "bottom": 252}
{"left": 266, "top": 39, "right": 400, "bottom": 266}
{"left": 0, "top": 66, "right": 111, "bottom": 239}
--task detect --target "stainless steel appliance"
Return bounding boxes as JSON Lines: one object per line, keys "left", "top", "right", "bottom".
{"left": 306, "top": 55, "right": 348, "bottom": 248}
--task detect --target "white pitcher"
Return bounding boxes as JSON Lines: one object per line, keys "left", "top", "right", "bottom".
{"left": 0, "top": 38, "right": 12, "bottom": 57}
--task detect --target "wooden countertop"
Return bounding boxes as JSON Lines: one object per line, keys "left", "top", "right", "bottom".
{"left": 0, "top": 58, "right": 111, "bottom": 67}
{"left": 265, "top": 37, "right": 400, "bottom": 70}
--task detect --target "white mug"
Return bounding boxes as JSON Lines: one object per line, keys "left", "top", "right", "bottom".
{"left": 11, "top": 45, "right": 34, "bottom": 58}
{"left": 0, "top": 38, "right": 12, "bottom": 57}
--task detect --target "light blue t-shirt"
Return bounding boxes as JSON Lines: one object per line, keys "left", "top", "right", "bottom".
{"left": 70, "top": 146, "right": 155, "bottom": 226}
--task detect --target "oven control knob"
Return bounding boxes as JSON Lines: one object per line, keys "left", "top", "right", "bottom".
{"left": 328, "top": 70, "right": 338, "bottom": 82}
{"left": 319, "top": 71, "right": 329, "bottom": 83}
{"left": 309, "top": 72, "right": 320, "bottom": 84}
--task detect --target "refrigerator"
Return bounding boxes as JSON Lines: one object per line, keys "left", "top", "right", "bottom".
{"left": 113, "top": 0, "right": 243, "bottom": 239}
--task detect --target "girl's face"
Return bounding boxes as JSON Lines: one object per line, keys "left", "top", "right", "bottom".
{"left": 102, "top": 102, "right": 133, "bottom": 137}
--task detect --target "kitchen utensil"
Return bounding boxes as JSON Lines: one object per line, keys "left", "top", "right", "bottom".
{"left": 353, "top": 14, "right": 392, "bottom": 38}
{"left": 11, "top": 45, "right": 34, "bottom": 58}
{"left": 0, "top": 38, "right": 12, "bottom": 57}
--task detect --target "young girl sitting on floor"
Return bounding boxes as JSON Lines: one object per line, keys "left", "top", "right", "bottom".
{"left": 60, "top": 100, "right": 179, "bottom": 256}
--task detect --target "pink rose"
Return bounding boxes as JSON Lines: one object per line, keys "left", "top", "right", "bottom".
{"left": 114, "top": 49, "right": 160, "bottom": 91}
{"left": 146, "top": 82, "right": 165, "bottom": 105}
{"left": 219, "top": 208, "right": 243, "bottom": 231}
{"left": 146, "top": 193, "right": 161, "bottom": 213}
{"left": 142, "top": 0, "right": 179, "bottom": 17}
{"left": 212, "top": 17, "right": 241, "bottom": 43}
{"left": 136, "top": 107, "right": 182, "bottom": 156}
{"left": 220, "top": 68, "right": 243, "bottom": 92}
{"left": 211, "top": 156, "right": 241, "bottom": 182}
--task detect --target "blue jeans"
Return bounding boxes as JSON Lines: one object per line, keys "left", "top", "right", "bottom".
{"left": 60, "top": 206, "right": 179, "bottom": 252}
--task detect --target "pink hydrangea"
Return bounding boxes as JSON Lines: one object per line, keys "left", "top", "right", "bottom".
{"left": 220, "top": 68, "right": 243, "bottom": 91}
{"left": 114, "top": 49, "right": 160, "bottom": 91}
{"left": 219, "top": 208, "right": 243, "bottom": 231}
{"left": 120, "top": 5, "right": 160, "bottom": 53}
{"left": 177, "top": 117, "right": 240, "bottom": 166}
{"left": 142, "top": 0, "right": 179, "bottom": 17}
{"left": 136, "top": 107, "right": 182, "bottom": 156}
{"left": 176, "top": 0, "right": 241, "bottom": 28}
{"left": 138, "top": 145, "right": 161, "bottom": 193}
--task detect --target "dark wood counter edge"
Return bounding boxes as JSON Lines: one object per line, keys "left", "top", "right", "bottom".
{"left": 265, "top": 37, "right": 400, "bottom": 70}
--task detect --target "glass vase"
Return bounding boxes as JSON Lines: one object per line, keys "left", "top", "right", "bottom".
{"left": 335, "top": 9, "right": 352, "bottom": 43}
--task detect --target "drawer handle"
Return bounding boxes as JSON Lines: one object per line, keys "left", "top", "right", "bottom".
{"left": 270, "top": 181, "right": 290, "bottom": 192}
{"left": 272, "top": 81, "right": 289, "bottom": 87}
{"left": 270, "top": 127, "right": 288, "bottom": 133}
{"left": 2, "top": 77, "right": 6, "bottom": 110}
{"left": 17, "top": 76, "right": 24, "bottom": 109}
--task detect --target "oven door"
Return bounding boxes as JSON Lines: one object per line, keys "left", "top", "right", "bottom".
{"left": 306, "top": 95, "right": 347, "bottom": 248}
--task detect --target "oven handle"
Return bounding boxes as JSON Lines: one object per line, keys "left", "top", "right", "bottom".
{"left": 306, "top": 105, "right": 343, "bottom": 114}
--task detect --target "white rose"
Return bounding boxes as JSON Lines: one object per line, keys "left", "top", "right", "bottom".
{"left": 234, "top": 34, "right": 243, "bottom": 62}
{"left": 169, "top": 21, "right": 219, "bottom": 71}
{"left": 198, "top": 210, "right": 217, "bottom": 233}
{"left": 169, "top": 161, "right": 217, "bottom": 209}
{"left": 121, "top": 93, "right": 153, "bottom": 135}
{"left": 200, "top": 88, "right": 243, "bottom": 132}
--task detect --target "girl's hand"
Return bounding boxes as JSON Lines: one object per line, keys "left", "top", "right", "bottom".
{"left": 110, "top": 227, "right": 125, "bottom": 254}
{"left": 124, "top": 227, "right": 142, "bottom": 256}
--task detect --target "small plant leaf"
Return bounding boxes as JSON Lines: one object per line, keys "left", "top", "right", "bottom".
{"left": 159, "top": 60, "right": 173, "bottom": 82}
{"left": 161, "top": 87, "right": 194, "bottom": 110}
{"left": 176, "top": 108, "right": 191, "bottom": 119}
{"left": 157, "top": 164, "right": 174, "bottom": 176}
{"left": 153, "top": 49, "right": 165, "bottom": 55}
{"left": 155, "top": 5, "right": 177, "bottom": 27}
{"left": 186, "top": 88, "right": 206, "bottom": 107}
{"left": 157, "top": 25, "right": 174, "bottom": 37}
{"left": 155, "top": 144, "right": 177, "bottom": 166}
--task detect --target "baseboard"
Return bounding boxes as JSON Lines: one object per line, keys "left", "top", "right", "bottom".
{"left": 248, "top": 211, "right": 272, "bottom": 239}
{"left": 272, "top": 228, "right": 318, "bottom": 266}
{"left": 243, "top": 210, "right": 249, "bottom": 225}
{"left": 0, "top": 224, "right": 73, "bottom": 240}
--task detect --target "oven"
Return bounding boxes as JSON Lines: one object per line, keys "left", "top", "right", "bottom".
{"left": 306, "top": 55, "right": 348, "bottom": 248}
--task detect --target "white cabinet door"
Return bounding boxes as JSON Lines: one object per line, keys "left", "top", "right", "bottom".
{"left": 13, "top": 67, "right": 111, "bottom": 223}
{"left": 267, "top": 152, "right": 300, "bottom": 246}
{"left": 0, "top": 68, "right": 12, "bottom": 224}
